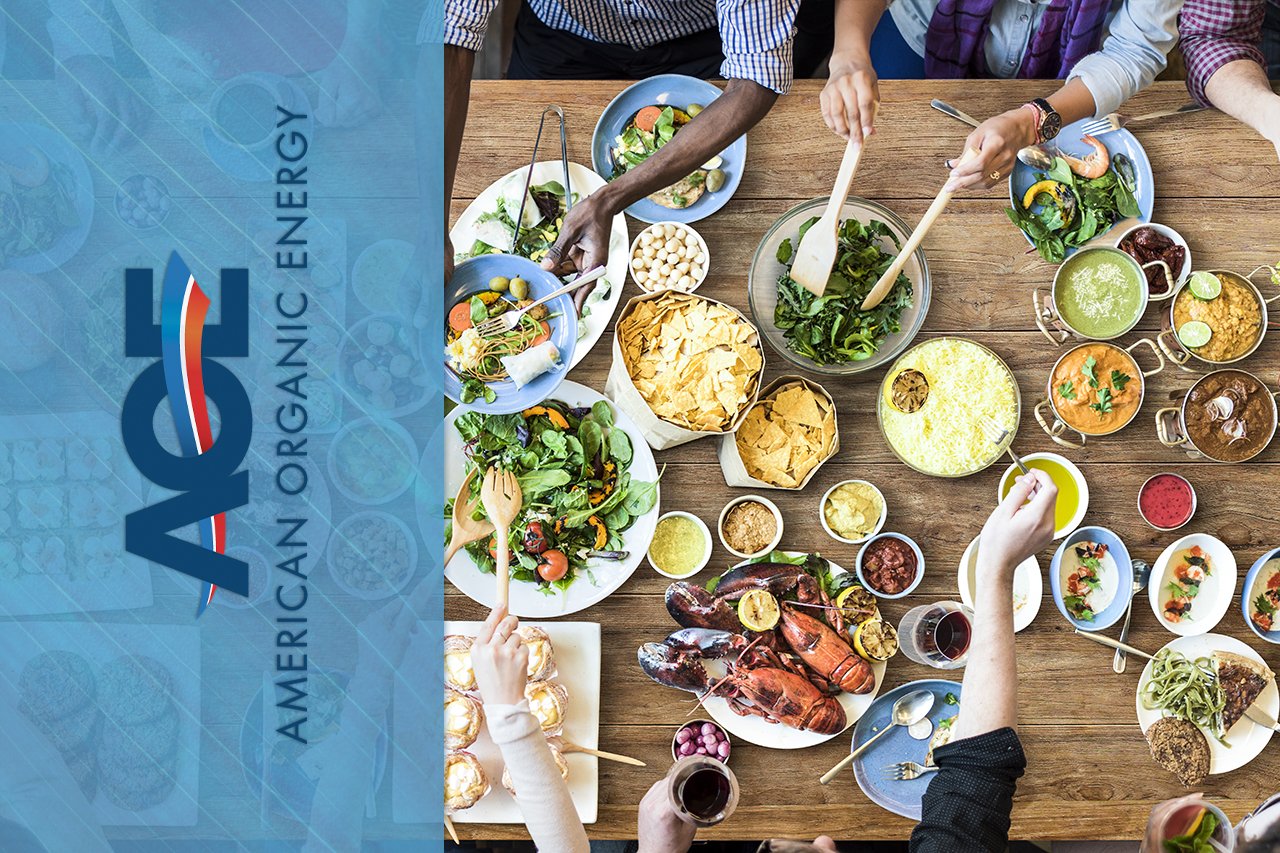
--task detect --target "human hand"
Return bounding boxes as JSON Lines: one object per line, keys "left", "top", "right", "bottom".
{"left": 945, "top": 107, "right": 1037, "bottom": 192}
{"left": 978, "top": 469, "right": 1057, "bottom": 578}
{"left": 55, "top": 55, "right": 148, "bottom": 158}
{"left": 316, "top": 41, "right": 383, "bottom": 127}
{"left": 1139, "top": 793, "right": 1205, "bottom": 853}
{"left": 542, "top": 195, "right": 612, "bottom": 304}
{"left": 821, "top": 52, "right": 879, "bottom": 143}
{"left": 471, "top": 605, "right": 529, "bottom": 706}
{"left": 637, "top": 778, "right": 697, "bottom": 853}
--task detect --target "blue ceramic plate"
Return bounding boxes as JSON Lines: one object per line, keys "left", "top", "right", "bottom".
{"left": 442, "top": 254, "right": 577, "bottom": 414}
{"left": 1242, "top": 547, "right": 1280, "bottom": 644}
{"left": 591, "top": 74, "right": 745, "bottom": 224}
{"left": 1049, "top": 525, "right": 1134, "bottom": 630}
{"left": 851, "top": 679, "right": 963, "bottom": 820}
{"left": 1008, "top": 120, "right": 1154, "bottom": 259}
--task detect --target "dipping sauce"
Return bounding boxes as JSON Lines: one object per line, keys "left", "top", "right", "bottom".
{"left": 1055, "top": 248, "right": 1145, "bottom": 339}
{"left": 721, "top": 500, "right": 778, "bottom": 556}
{"left": 823, "top": 481, "right": 884, "bottom": 541}
{"left": 649, "top": 514, "right": 709, "bottom": 577}
{"left": 860, "top": 536, "right": 919, "bottom": 595}
{"left": 1000, "top": 456, "right": 1083, "bottom": 536}
{"left": 1049, "top": 343, "right": 1142, "bottom": 435}
{"left": 1184, "top": 369, "right": 1276, "bottom": 462}
{"left": 1138, "top": 473, "right": 1195, "bottom": 531}
{"left": 1172, "top": 272, "right": 1262, "bottom": 362}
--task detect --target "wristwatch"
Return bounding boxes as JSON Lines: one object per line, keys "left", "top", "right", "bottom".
{"left": 1023, "top": 98, "right": 1062, "bottom": 144}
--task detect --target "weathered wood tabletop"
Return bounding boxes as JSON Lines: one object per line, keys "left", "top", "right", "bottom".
{"left": 448, "top": 79, "right": 1280, "bottom": 842}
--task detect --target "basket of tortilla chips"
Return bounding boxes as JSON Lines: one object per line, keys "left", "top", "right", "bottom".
{"left": 606, "top": 290, "right": 765, "bottom": 450}
{"left": 718, "top": 376, "right": 839, "bottom": 489}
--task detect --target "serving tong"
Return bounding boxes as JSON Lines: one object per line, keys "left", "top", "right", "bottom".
{"left": 510, "top": 105, "right": 572, "bottom": 256}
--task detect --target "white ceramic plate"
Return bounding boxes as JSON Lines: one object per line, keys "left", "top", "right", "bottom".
{"left": 1136, "top": 633, "right": 1277, "bottom": 775}
{"left": 391, "top": 621, "right": 600, "bottom": 824}
{"left": 701, "top": 554, "right": 887, "bottom": 750}
{"left": 1149, "top": 533, "right": 1237, "bottom": 636}
{"left": 450, "top": 161, "right": 629, "bottom": 368}
{"left": 957, "top": 535, "right": 1042, "bottom": 633}
{"left": 441, "top": 381, "right": 660, "bottom": 617}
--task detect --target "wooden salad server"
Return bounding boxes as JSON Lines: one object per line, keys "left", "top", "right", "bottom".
{"left": 788, "top": 138, "right": 865, "bottom": 297}
{"left": 557, "top": 738, "right": 647, "bottom": 767}
{"left": 480, "top": 466, "right": 523, "bottom": 610}
{"left": 444, "top": 468, "right": 494, "bottom": 567}
{"left": 862, "top": 147, "right": 978, "bottom": 310}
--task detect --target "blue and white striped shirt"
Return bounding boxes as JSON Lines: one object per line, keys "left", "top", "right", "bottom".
{"left": 444, "top": 0, "right": 801, "bottom": 93}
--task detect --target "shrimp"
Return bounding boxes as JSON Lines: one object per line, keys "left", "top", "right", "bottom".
{"left": 1175, "top": 563, "right": 1206, "bottom": 584}
{"left": 1060, "top": 135, "right": 1110, "bottom": 179}
{"left": 1164, "top": 597, "right": 1192, "bottom": 622}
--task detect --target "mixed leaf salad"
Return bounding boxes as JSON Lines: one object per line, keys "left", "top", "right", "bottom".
{"left": 609, "top": 104, "right": 726, "bottom": 210}
{"left": 774, "top": 217, "right": 913, "bottom": 364}
{"left": 458, "top": 176, "right": 578, "bottom": 265}
{"left": 0, "top": 150, "right": 80, "bottom": 265}
{"left": 448, "top": 400, "right": 659, "bottom": 594}
{"left": 1007, "top": 151, "right": 1140, "bottom": 263}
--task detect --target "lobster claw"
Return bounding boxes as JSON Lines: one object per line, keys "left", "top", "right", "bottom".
{"left": 638, "top": 642, "right": 709, "bottom": 695}
{"left": 663, "top": 627, "right": 738, "bottom": 658}
{"left": 665, "top": 582, "right": 740, "bottom": 632}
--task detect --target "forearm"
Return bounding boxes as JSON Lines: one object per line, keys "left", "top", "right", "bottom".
{"left": 954, "top": 565, "right": 1017, "bottom": 740}
{"left": 1045, "top": 77, "right": 1099, "bottom": 128}
{"left": 444, "top": 45, "right": 475, "bottom": 219}
{"left": 594, "top": 80, "right": 774, "bottom": 214}
{"left": 832, "top": 0, "right": 887, "bottom": 62}
{"left": 1204, "top": 59, "right": 1280, "bottom": 144}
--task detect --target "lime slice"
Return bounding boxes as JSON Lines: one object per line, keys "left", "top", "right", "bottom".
{"left": 1178, "top": 321, "right": 1213, "bottom": 349}
{"left": 1188, "top": 271, "right": 1222, "bottom": 301}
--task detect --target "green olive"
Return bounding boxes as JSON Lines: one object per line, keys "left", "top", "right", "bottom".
{"left": 509, "top": 277, "right": 529, "bottom": 299}
{"left": 686, "top": 103, "right": 704, "bottom": 118}
{"left": 705, "top": 168, "right": 726, "bottom": 193}
{"left": 488, "top": 275, "right": 510, "bottom": 292}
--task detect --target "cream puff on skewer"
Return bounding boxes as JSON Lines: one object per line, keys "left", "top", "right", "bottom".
{"left": 444, "top": 688, "right": 484, "bottom": 750}
{"left": 519, "top": 626, "right": 557, "bottom": 682}
{"left": 444, "top": 748, "right": 489, "bottom": 842}
{"left": 444, "top": 635, "right": 478, "bottom": 693}
{"left": 524, "top": 681, "right": 569, "bottom": 738}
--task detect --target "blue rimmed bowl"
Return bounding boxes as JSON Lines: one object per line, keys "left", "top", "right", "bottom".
{"left": 1242, "top": 548, "right": 1280, "bottom": 644}
{"left": 1050, "top": 525, "right": 1133, "bottom": 630}
{"left": 442, "top": 254, "right": 577, "bottom": 414}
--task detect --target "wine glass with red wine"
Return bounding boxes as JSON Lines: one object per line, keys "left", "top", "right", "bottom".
{"left": 898, "top": 601, "right": 974, "bottom": 669}
{"left": 665, "top": 755, "right": 740, "bottom": 828}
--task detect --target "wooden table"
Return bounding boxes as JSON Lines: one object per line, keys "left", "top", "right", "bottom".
{"left": 450, "top": 79, "right": 1280, "bottom": 842}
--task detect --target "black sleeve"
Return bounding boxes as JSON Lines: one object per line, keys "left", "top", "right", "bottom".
{"left": 909, "top": 727, "right": 1026, "bottom": 853}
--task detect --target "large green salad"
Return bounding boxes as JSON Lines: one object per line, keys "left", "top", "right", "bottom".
{"left": 448, "top": 399, "right": 659, "bottom": 594}
{"left": 1007, "top": 154, "right": 1141, "bottom": 263}
{"left": 773, "top": 217, "right": 913, "bottom": 365}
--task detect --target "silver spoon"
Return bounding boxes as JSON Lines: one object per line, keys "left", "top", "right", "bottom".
{"left": 1113, "top": 559, "right": 1152, "bottom": 673}
{"left": 929, "top": 99, "right": 1056, "bottom": 171}
{"left": 819, "top": 689, "right": 936, "bottom": 785}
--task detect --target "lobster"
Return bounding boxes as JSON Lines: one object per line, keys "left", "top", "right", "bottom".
{"left": 665, "top": 582, "right": 740, "bottom": 632}
{"left": 637, "top": 630, "right": 847, "bottom": 735}
{"left": 710, "top": 562, "right": 845, "bottom": 636}
{"left": 778, "top": 606, "right": 875, "bottom": 695}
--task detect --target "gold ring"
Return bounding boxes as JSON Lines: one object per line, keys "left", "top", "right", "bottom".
{"left": 989, "top": 170, "right": 1001, "bottom": 181}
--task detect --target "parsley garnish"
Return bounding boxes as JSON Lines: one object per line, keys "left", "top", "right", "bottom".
{"left": 1090, "top": 386, "right": 1113, "bottom": 415}
{"left": 1110, "top": 370, "right": 1132, "bottom": 392}
{"left": 1058, "top": 381, "right": 1076, "bottom": 400}
{"left": 1256, "top": 594, "right": 1278, "bottom": 616}
{"left": 1082, "top": 356, "right": 1099, "bottom": 388}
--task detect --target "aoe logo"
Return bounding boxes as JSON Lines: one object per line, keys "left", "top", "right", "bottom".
{"left": 121, "top": 251, "right": 251, "bottom": 615}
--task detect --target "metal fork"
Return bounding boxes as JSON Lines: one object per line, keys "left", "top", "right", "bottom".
{"left": 1079, "top": 103, "right": 1206, "bottom": 137}
{"left": 886, "top": 760, "right": 937, "bottom": 781}
{"left": 473, "top": 265, "right": 607, "bottom": 337}
{"left": 980, "top": 416, "right": 1029, "bottom": 477}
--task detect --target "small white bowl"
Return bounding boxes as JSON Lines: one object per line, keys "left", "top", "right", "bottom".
{"left": 628, "top": 221, "right": 709, "bottom": 294}
{"left": 819, "top": 479, "right": 887, "bottom": 545}
{"left": 856, "top": 532, "right": 925, "bottom": 599}
{"left": 997, "top": 452, "right": 1088, "bottom": 540}
{"left": 1113, "top": 221, "right": 1191, "bottom": 301}
{"left": 647, "top": 511, "right": 713, "bottom": 579}
{"left": 717, "top": 495, "right": 784, "bottom": 560}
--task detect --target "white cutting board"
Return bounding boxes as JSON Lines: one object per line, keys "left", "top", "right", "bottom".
{"left": 391, "top": 620, "right": 600, "bottom": 824}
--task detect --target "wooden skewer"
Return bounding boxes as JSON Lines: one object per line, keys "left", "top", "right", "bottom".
{"left": 861, "top": 147, "right": 978, "bottom": 310}
{"left": 444, "top": 814, "right": 460, "bottom": 845}
{"left": 559, "top": 738, "right": 647, "bottom": 767}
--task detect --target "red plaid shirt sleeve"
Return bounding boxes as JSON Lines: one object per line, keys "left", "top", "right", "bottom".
{"left": 1179, "top": 0, "right": 1270, "bottom": 106}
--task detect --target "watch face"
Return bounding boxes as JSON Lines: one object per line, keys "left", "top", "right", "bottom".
{"left": 1042, "top": 113, "right": 1062, "bottom": 140}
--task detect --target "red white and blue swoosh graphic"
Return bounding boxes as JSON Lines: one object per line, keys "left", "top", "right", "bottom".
{"left": 160, "top": 252, "right": 225, "bottom": 616}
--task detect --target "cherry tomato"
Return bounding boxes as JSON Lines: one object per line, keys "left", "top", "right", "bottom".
{"left": 487, "top": 536, "right": 501, "bottom": 560}
{"left": 537, "top": 549, "right": 569, "bottom": 582}
{"left": 523, "top": 521, "right": 548, "bottom": 554}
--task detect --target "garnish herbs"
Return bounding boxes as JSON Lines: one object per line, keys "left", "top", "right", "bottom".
{"left": 1005, "top": 155, "right": 1141, "bottom": 263}
{"left": 1057, "top": 381, "right": 1077, "bottom": 400}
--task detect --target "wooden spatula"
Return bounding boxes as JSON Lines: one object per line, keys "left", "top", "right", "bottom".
{"left": 788, "top": 139, "right": 865, "bottom": 296}
{"left": 480, "top": 466, "right": 523, "bottom": 610}
{"left": 862, "top": 147, "right": 978, "bottom": 310}
{"left": 444, "top": 468, "right": 495, "bottom": 567}
{"left": 557, "top": 737, "right": 647, "bottom": 767}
